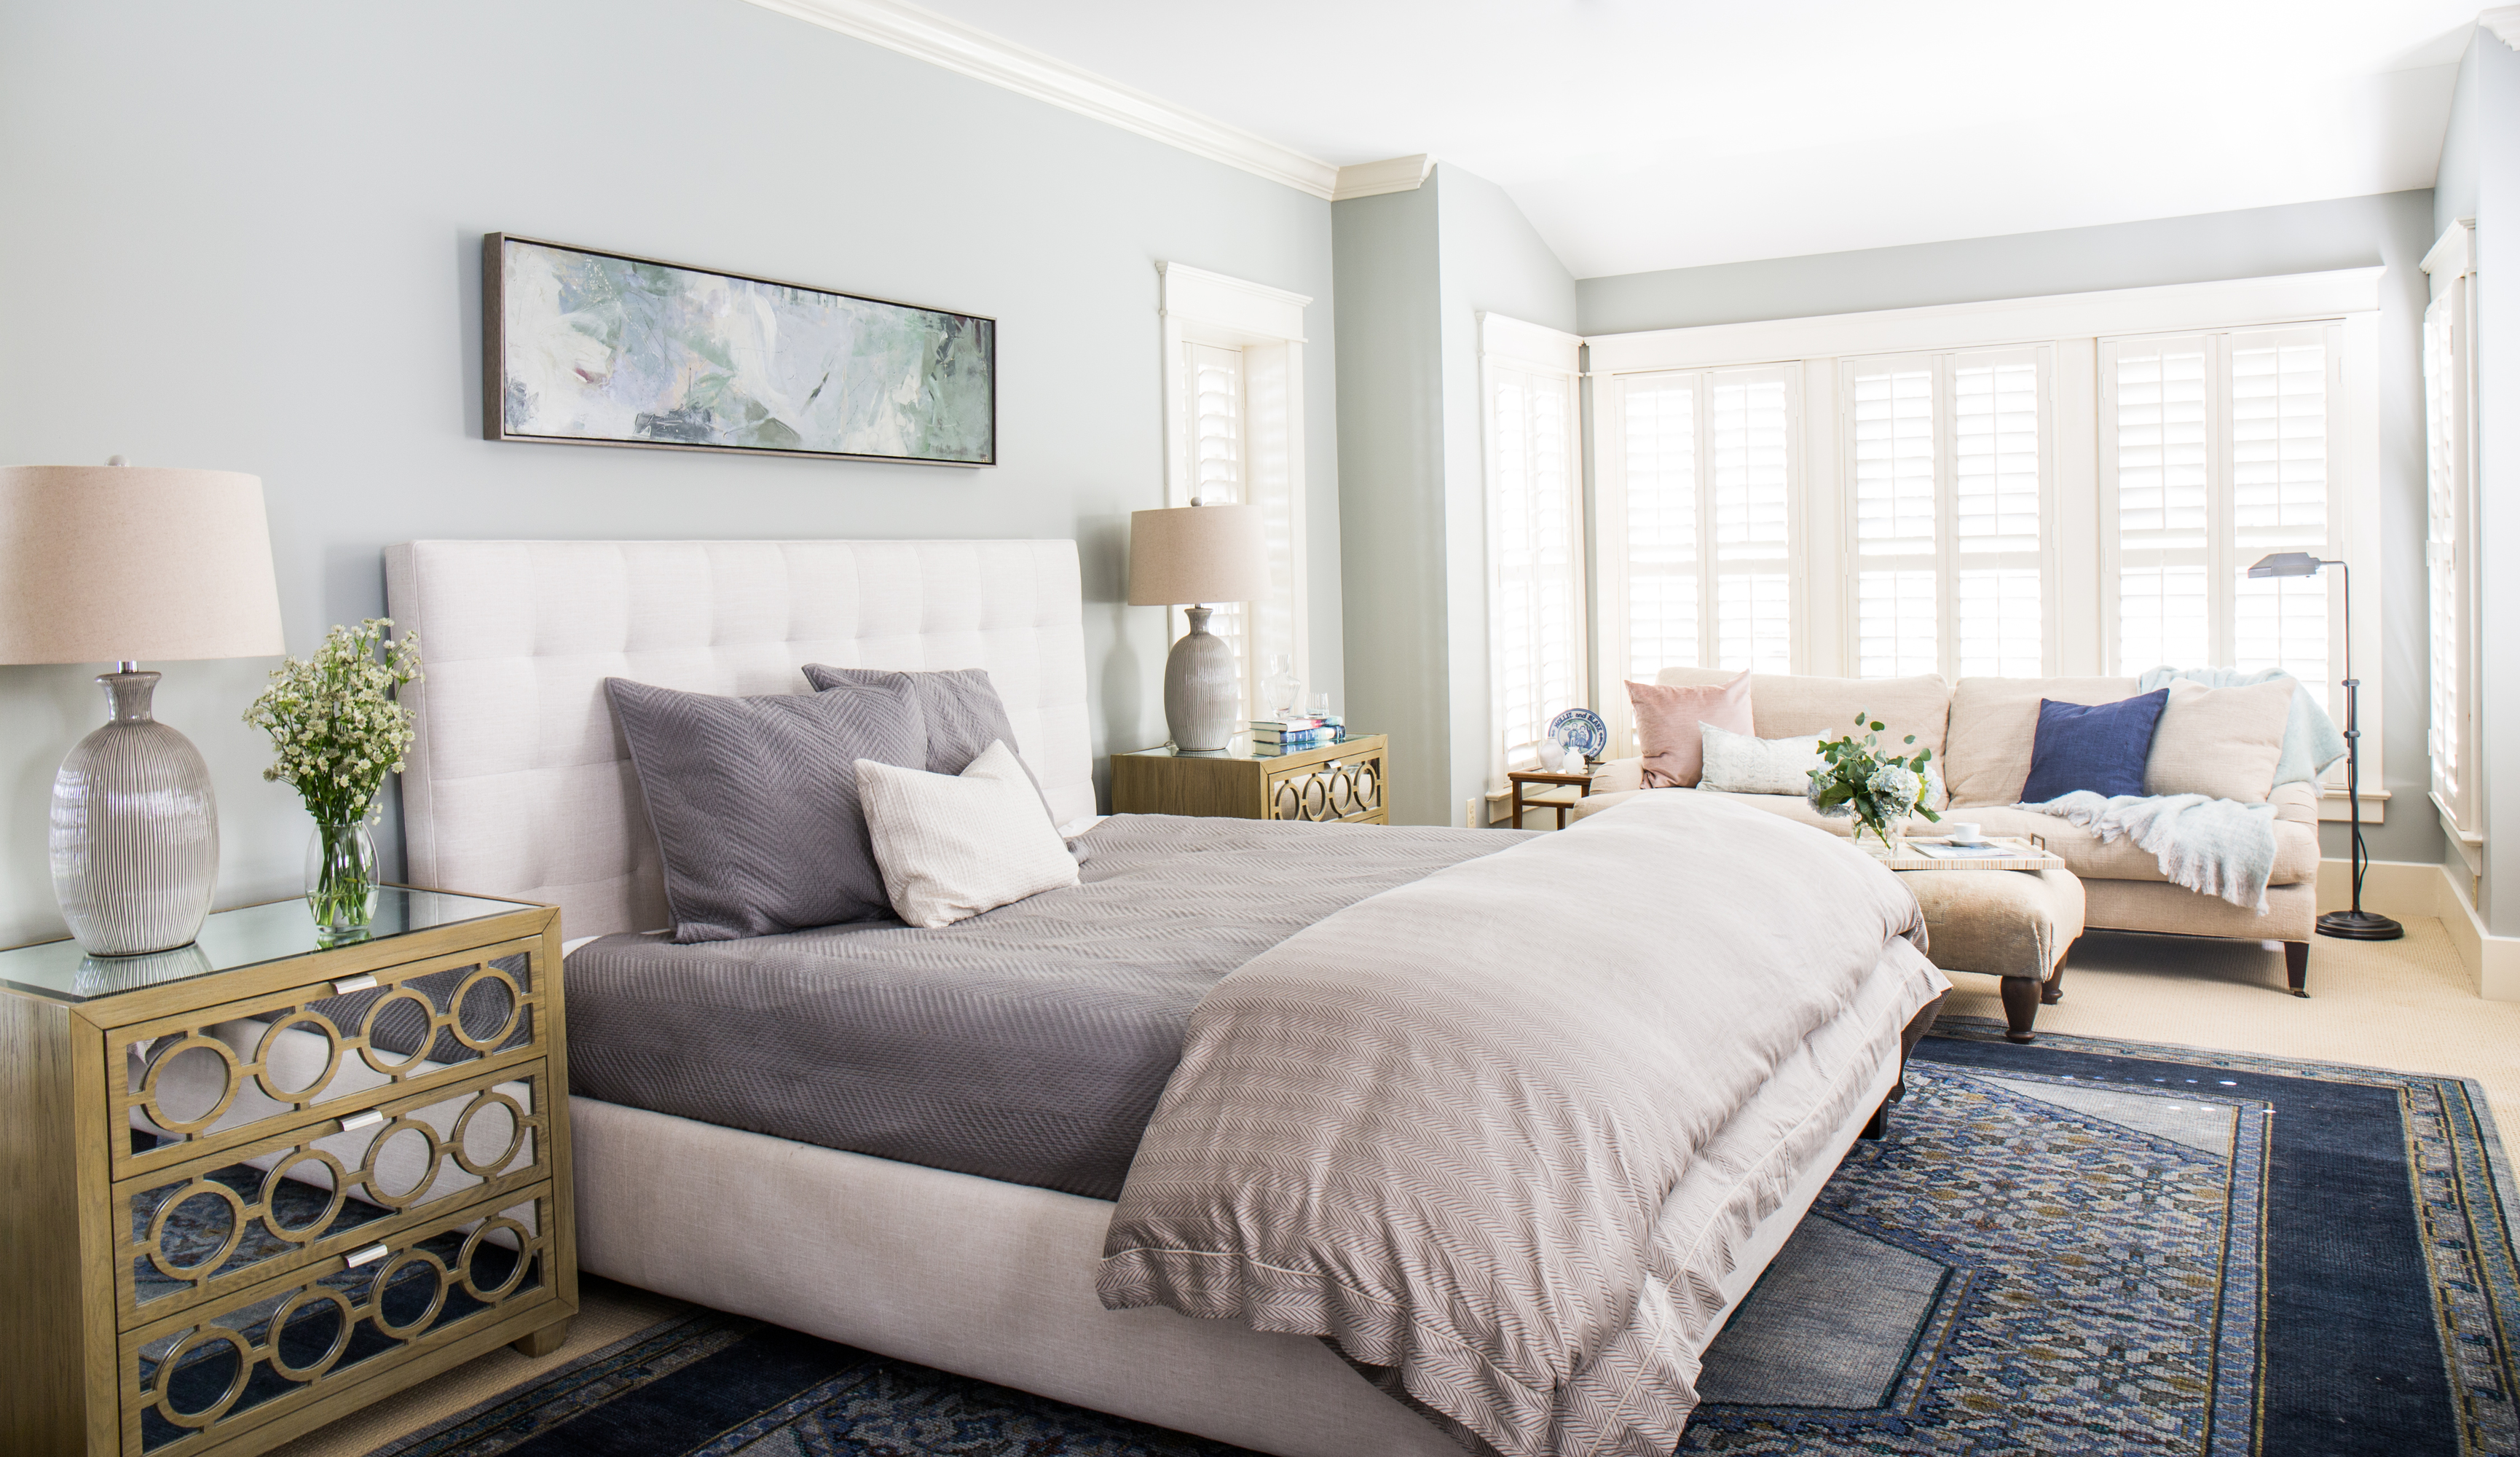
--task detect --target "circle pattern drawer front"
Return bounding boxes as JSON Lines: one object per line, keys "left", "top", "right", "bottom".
{"left": 126, "top": 1186, "right": 559, "bottom": 1456}
{"left": 123, "top": 1069, "right": 551, "bottom": 1325}
{"left": 110, "top": 940, "right": 546, "bottom": 1182}
{"left": 1268, "top": 755, "right": 1383, "bottom": 822}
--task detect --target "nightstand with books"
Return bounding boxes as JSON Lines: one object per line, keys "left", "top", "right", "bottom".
{"left": 1110, "top": 723, "right": 1387, "bottom": 825}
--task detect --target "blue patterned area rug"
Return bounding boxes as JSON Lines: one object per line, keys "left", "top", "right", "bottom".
{"left": 364, "top": 1023, "right": 2517, "bottom": 1456}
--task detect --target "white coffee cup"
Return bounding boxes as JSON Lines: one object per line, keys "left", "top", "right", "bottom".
{"left": 1942, "top": 820, "right": 1984, "bottom": 844}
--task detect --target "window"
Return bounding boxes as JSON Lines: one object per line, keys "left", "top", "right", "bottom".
{"left": 2100, "top": 326, "right": 2338, "bottom": 696}
{"left": 1479, "top": 315, "right": 1586, "bottom": 784}
{"left": 1597, "top": 364, "right": 1798, "bottom": 685}
{"left": 1581, "top": 268, "right": 2383, "bottom": 812}
{"left": 2422, "top": 221, "right": 2480, "bottom": 861}
{"left": 1158, "top": 263, "right": 1311, "bottom": 731}
{"left": 1843, "top": 347, "right": 2052, "bottom": 679}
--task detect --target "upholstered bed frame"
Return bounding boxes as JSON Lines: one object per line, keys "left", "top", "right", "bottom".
{"left": 383, "top": 538, "right": 1893, "bottom": 1457}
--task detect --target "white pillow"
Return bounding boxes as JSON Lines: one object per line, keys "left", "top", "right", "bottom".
{"left": 856, "top": 741, "right": 1082, "bottom": 928}
{"left": 1696, "top": 722, "right": 1825, "bottom": 796}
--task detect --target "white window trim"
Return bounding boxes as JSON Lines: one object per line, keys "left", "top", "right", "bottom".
{"left": 1586, "top": 268, "right": 2386, "bottom": 820}
{"left": 1478, "top": 312, "right": 1588, "bottom": 790}
{"left": 1157, "top": 262, "right": 1311, "bottom": 715}
{"left": 2422, "top": 220, "right": 2484, "bottom": 871}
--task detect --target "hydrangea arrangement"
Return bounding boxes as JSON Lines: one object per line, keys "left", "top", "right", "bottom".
{"left": 1807, "top": 710, "right": 1941, "bottom": 852}
{"left": 245, "top": 619, "right": 422, "bottom": 933}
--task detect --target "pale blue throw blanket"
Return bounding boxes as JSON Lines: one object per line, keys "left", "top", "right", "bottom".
{"left": 2022, "top": 790, "right": 2277, "bottom": 912}
{"left": 2133, "top": 666, "right": 2346, "bottom": 786}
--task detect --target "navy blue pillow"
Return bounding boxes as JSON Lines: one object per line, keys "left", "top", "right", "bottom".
{"left": 2018, "top": 690, "right": 2170, "bottom": 802}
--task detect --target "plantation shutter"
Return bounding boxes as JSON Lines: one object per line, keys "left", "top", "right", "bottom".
{"left": 1708, "top": 367, "right": 1795, "bottom": 672}
{"left": 1183, "top": 341, "right": 1252, "bottom": 724}
{"left": 1481, "top": 315, "right": 1586, "bottom": 785}
{"left": 1844, "top": 347, "right": 2050, "bottom": 680}
{"left": 2422, "top": 242, "right": 2476, "bottom": 838}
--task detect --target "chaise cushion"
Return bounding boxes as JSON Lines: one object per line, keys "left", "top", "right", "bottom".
{"left": 1943, "top": 802, "right": 2318, "bottom": 887}
{"left": 1942, "top": 676, "right": 2139, "bottom": 807}
{"left": 2145, "top": 678, "right": 2293, "bottom": 803}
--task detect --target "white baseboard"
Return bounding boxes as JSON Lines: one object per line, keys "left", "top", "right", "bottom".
{"left": 2318, "top": 857, "right": 2520, "bottom": 1001}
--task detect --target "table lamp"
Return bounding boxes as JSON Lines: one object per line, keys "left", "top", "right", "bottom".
{"left": 2246, "top": 551, "right": 2401, "bottom": 942}
{"left": 1127, "top": 503, "right": 1266, "bottom": 752}
{"left": 0, "top": 461, "right": 286, "bottom": 955}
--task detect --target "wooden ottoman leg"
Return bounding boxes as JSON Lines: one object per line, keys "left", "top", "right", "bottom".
{"left": 2283, "top": 940, "right": 2309, "bottom": 998}
{"left": 2041, "top": 962, "right": 2065, "bottom": 1005}
{"left": 512, "top": 1319, "right": 572, "bottom": 1358}
{"left": 2001, "top": 977, "right": 2041, "bottom": 1044}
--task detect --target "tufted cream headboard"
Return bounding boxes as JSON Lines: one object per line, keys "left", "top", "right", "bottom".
{"left": 383, "top": 539, "right": 1092, "bottom": 940}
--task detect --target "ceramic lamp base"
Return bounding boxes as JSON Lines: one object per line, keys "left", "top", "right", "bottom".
{"left": 48, "top": 670, "right": 220, "bottom": 957}
{"left": 1164, "top": 606, "right": 1240, "bottom": 752}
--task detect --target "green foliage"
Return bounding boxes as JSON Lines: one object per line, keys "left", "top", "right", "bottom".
{"left": 1807, "top": 709, "right": 1942, "bottom": 849}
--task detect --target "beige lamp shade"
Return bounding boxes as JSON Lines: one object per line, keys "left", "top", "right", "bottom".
{"left": 0, "top": 465, "right": 286, "bottom": 664}
{"left": 1127, "top": 503, "right": 1267, "bottom": 607}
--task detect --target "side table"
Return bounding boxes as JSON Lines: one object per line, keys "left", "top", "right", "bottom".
{"left": 1507, "top": 767, "right": 1600, "bottom": 829}
{"left": 1111, "top": 734, "right": 1387, "bottom": 824}
{"left": 0, "top": 885, "right": 575, "bottom": 1457}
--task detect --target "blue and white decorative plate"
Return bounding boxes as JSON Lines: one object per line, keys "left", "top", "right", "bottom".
{"left": 1548, "top": 707, "right": 1608, "bottom": 761}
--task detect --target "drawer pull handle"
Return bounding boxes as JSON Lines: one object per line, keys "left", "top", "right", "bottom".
{"left": 344, "top": 1243, "right": 390, "bottom": 1269}
{"left": 338, "top": 1110, "right": 387, "bottom": 1134}
{"left": 331, "top": 974, "right": 379, "bottom": 994}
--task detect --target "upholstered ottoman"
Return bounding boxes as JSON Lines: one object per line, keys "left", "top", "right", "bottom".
{"left": 1898, "top": 866, "right": 2085, "bottom": 1043}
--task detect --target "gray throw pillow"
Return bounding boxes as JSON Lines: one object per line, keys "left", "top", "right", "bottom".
{"left": 803, "top": 664, "right": 1066, "bottom": 836}
{"left": 605, "top": 675, "right": 925, "bottom": 942}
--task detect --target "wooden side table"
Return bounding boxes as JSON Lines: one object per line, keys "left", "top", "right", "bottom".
{"left": 1508, "top": 768, "right": 1601, "bottom": 828}
{"left": 0, "top": 886, "right": 575, "bottom": 1457}
{"left": 1111, "top": 734, "right": 1387, "bottom": 824}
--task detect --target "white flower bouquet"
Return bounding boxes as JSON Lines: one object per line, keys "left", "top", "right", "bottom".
{"left": 1806, "top": 710, "right": 1941, "bottom": 853}
{"left": 245, "top": 619, "right": 422, "bottom": 934}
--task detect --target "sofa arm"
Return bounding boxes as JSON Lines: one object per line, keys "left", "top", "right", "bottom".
{"left": 1591, "top": 756, "right": 1645, "bottom": 795}
{"left": 2269, "top": 779, "right": 2318, "bottom": 827}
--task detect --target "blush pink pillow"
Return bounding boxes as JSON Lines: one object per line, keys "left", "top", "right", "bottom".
{"left": 1627, "top": 670, "right": 1755, "bottom": 788}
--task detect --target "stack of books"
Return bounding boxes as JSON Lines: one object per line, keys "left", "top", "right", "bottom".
{"left": 1251, "top": 715, "right": 1342, "bottom": 751}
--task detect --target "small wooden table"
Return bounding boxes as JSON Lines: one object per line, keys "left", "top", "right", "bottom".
{"left": 1507, "top": 768, "right": 1600, "bottom": 829}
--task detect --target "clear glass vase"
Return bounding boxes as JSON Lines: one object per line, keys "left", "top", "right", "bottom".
{"left": 305, "top": 817, "right": 379, "bottom": 942}
{"left": 1260, "top": 654, "right": 1302, "bottom": 720}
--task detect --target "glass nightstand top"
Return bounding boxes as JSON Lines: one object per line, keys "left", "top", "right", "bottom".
{"left": 1120, "top": 731, "right": 1373, "bottom": 762}
{"left": 0, "top": 885, "right": 540, "bottom": 1004}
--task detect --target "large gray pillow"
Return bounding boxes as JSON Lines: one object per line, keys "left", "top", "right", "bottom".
{"left": 605, "top": 675, "right": 924, "bottom": 942}
{"left": 803, "top": 664, "right": 1063, "bottom": 833}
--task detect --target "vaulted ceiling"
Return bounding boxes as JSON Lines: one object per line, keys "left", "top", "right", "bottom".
{"left": 904, "top": 0, "right": 2476, "bottom": 278}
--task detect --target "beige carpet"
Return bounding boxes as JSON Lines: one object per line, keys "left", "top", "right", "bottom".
{"left": 275, "top": 914, "right": 2507, "bottom": 1456}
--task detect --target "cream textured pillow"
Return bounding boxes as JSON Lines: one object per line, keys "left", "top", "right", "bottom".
{"left": 856, "top": 741, "right": 1082, "bottom": 928}
{"left": 1696, "top": 723, "right": 1825, "bottom": 796}
{"left": 2145, "top": 678, "right": 2293, "bottom": 802}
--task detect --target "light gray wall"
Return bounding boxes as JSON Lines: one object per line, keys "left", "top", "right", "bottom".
{"left": 1334, "top": 163, "right": 1575, "bottom": 826}
{"left": 0, "top": 0, "right": 1341, "bottom": 946}
{"left": 2438, "top": 28, "right": 2520, "bottom": 935}
{"left": 1578, "top": 191, "right": 2445, "bottom": 870}
{"left": 1333, "top": 182, "right": 1450, "bottom": 826}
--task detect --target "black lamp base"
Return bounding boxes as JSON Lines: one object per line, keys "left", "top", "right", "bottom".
{"left": 2317, "top": 909, "right": 2404, "bottom": 941}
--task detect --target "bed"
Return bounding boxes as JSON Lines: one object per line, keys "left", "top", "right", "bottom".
{"left": 379, "top": 538, "right": 1948, "bottom": 1457}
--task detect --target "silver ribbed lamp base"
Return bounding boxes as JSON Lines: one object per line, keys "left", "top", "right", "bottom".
{"left": 48, "top": 670, "right": 220, "bottom": 956}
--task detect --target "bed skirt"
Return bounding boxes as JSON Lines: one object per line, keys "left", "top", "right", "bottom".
{"left": 567, "top": 1048, "right": 1899, "bottom": 1457}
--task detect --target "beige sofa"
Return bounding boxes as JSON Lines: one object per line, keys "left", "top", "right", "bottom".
{"left": 1570, "top": 669, "right": 2321, "bottom": 991}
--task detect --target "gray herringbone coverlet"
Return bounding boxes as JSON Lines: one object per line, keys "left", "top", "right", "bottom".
{"left": 562, "top": 814, "right": 1528, "bottom": 1198}
{"left": 1098, "top": 793, "right": 1946, "bottom": 1457}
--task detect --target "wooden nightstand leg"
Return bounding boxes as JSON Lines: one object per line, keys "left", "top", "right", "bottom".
{"left": 512, "top": 1318, "right": 572, "bottom": 1358}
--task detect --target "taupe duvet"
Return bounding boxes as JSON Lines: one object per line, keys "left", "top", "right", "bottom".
{"left": 1098, "top": 793, "right": 1947, "bottom": 1457}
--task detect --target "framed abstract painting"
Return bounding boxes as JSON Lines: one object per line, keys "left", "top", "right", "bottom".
{"left": 484, "top": 234, "right": 996, "bottom": 466}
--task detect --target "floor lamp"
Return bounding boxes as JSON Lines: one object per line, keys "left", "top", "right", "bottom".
{"left": 2247, "top": 551, "right": 2403, "bottom": 940}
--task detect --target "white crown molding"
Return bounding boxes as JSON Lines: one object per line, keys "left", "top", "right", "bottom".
{"left": 2484, "top": 6, "right": 2520, "bottom": 50}
{"left": 744, "top": 0, "right": 1339, "bottom": 199}
{"left": 1478, "top": 311, "right": 1580, "bottom": 374}
{"left": 1333, "top": 154, "right": 1435, "bottom": 202}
